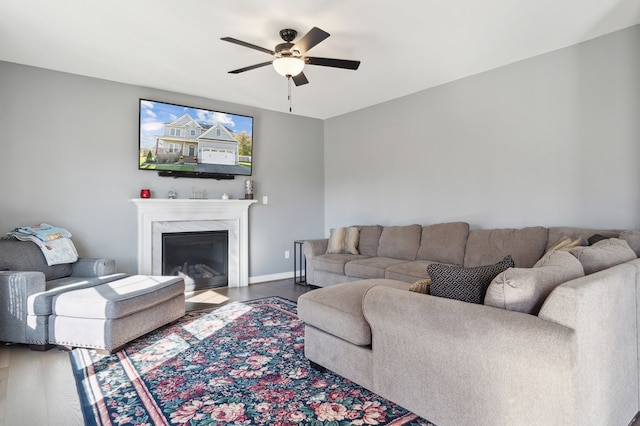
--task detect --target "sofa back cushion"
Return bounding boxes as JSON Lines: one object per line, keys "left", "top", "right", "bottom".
{"left": 485, "top": 250, "right": 585, "bottom": 314}
{"left": 417, "top": 222, "right": 469, "bottom": 265}
{"left": 569, "top": 238, "right": 637, "bottom": 274}
{"left": 619, "top": 230, "right": 640, "bottom": 257}
{"left": 376, "top": 224, "right": 422, "bottom": 260}
{"left": 546, "top": 227, "right": 621, "bottom": 252}
{"left": 0, "top": 239, "right": 72, "bottom": 281}
{"left": 463, "top": 226, "right": 548, "bottom": 268}
{"left": 357, "top": 225, "right": 383, "bottom": 257}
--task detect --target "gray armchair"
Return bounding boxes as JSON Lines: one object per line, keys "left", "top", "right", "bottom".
{"left": 0, "top": 239, "right": 126, "bottom": 349}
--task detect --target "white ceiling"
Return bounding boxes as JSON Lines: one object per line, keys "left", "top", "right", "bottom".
{"left": 1, "top": 0, "right": 639, "bottom": 119}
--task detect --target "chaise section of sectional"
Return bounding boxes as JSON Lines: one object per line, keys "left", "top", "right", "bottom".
{"left": 299, "top": 255, "right": 640, "bottom": 425}
{"left": 298, "top": 278, "right": 412, "bottom": 390}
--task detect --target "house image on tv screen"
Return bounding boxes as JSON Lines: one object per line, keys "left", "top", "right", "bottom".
{"left": 139, "top": 99, "right": 253, "bottom": 176}
{"left": 155, "top": 113, "right": 240, "bottom": 166}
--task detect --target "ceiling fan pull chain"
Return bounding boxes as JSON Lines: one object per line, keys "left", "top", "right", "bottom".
{"left": 288, "top": 76, "right": 293, "bottom": 112}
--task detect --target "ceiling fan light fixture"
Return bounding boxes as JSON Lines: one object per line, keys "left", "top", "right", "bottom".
{"left": 273, "top": 57, "right": 305, "bottom": 77}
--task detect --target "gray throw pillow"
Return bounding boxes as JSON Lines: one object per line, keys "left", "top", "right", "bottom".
{"left": 484, "top": 250, "right": 584, "bottom": 314}
{"left": 428, "top": 256, "right": 515, "bottom": 304}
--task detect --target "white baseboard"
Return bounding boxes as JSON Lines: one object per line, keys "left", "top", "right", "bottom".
{"left": 249, "top": 271, "right": 301, "bottom": 284}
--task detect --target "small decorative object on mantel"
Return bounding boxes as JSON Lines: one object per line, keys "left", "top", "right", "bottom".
{"left": 140, "top": 189, "right": 151, "bottom": 198}
{"left": 190, "top": 188, "right": 207, "bottom": 199}
{"left": 244, "top": 179, "right": 254, "bottom": 200}
{"left": 221, "top": 193, "right": 230, "bottom": 200}
{"left": 167, "top": 190, "right": 176, "bottom": 199}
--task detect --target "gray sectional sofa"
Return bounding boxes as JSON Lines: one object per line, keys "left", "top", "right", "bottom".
{"left": 299, "top": 223, "right": 640, "bottom": 425}
{"left": 303, "top": 222, "right": 638, "bottom": 287}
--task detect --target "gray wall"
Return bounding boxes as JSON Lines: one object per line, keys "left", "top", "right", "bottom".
{"left": 2, "top": 24, "right": 639, "bottom": 278}
{"left": 325, "top": 25, "right": 640, "bottom": 231}
{"left": 0, "top": 61, "right": 325, "bottom": 280}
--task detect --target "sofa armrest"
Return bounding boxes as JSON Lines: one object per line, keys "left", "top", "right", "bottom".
{"left": 303, "top": 239, "right": 328, "bottom": 285}
{"left": 362, "top": 286, "right": 576, "bottom": 425}
{"left": 303, "top": 239, "right": 328, "bottom": 258}
{"left": 538, "top": 261, "right": 640, "bottom": 424}
{"left": 71, "top": 258, "right": 116, "bottom": 277}
{"left": 0, "top": 271, "right": 47, "bottom": 343}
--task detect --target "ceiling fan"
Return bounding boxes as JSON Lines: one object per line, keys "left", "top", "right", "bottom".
{"left": 221, "top": 27, "right": 361, "bottom": 86}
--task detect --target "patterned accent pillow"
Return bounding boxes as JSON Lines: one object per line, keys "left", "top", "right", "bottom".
{"left": 408, "top": 278, "right": 431, "bottom": 294}
{"left": 428, "top": 256, "right": 515, "bottom": 304}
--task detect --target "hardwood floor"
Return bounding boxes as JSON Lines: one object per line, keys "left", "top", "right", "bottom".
{"left": 0, "top": 279, "right": 313, "bottom": 426}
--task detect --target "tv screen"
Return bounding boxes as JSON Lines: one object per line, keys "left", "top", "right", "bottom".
{"left": 139, "top": 99, "right": 253, "bottom": 178}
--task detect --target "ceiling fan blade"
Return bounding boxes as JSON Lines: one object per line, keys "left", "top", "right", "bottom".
{"left": 306, "top": 57, "right": 361, "bottom": 70}
{"left": 292, "top": 72, "right": 309, "bottom": 86}
{"left": 221, "top": 37, "right": 275, "bottom": 55}
{"left": 228, "top": 61, "right": 273, "bottom": 74}
{"left": 293, "top": 27, "right": 330, "bottom": 54}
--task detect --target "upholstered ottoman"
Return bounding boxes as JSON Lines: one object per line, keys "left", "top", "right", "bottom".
{"left": 48, "top": 275, "right": 185, "bottom": 353}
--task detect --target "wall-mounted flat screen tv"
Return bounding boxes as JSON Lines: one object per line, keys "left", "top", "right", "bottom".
{"left": 139, "top": 99, "right": 253, "bottom": 179}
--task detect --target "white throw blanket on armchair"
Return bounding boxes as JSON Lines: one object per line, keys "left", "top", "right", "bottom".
{"left": 8, "top": 223, "right": 78, "bottom": 265}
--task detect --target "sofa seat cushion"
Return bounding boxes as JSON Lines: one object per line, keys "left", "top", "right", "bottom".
{"left": 28, "top": 273, "right": 129, "bottom": 315}
{"left": 485, "top": 251, "right": 585, "bottom": 314}
{"left": 314, "top": 254, "right": 369, "bottom": 275}
{"left": 298, "top": 279, "right": 411, "bottom": 346}
{"left": 464, "top": 227, "right": 548, "bottom": 268}
{"left": 384, "top": 260, "right": 438, "bottom": 282}
{"left": 345, "top": 257, "right": 411, "bottom": 279}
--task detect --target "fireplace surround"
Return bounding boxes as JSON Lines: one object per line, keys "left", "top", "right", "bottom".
{"left": 131, "top": 199, "right": 257, "bottom": 287}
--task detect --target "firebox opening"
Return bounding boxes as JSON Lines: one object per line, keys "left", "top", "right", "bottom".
{"left": 162, "top": 230, "right": 228, "bottom": 291}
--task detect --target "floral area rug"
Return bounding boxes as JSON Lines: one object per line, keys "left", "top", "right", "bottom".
{"left": 69, "top": 296, "right": 434, "bottom": 425}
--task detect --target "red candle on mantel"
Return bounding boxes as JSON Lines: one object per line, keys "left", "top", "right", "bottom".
{"left": 140, "top": 189, "right": 151, "bottom": 198}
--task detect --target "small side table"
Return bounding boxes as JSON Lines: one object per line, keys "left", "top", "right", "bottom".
{"left": 294, "top": 240, "right": 307, "bottom": 285}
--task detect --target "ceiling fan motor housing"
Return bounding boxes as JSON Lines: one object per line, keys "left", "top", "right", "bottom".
{"left": 279, "top": 29, "right": 297, "bottom": 42}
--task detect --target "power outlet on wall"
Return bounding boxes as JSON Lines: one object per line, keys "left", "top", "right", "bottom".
{"left": 285, "top": 250, "right": 290, "bottom": 259}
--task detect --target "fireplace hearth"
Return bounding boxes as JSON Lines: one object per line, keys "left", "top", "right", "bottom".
{"left": 162, "top": 230, "right": 228, "bottom": 291}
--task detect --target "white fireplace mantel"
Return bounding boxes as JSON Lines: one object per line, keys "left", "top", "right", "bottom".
{"left": 131, "top": 198, "right": 257, "bottom": 287}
